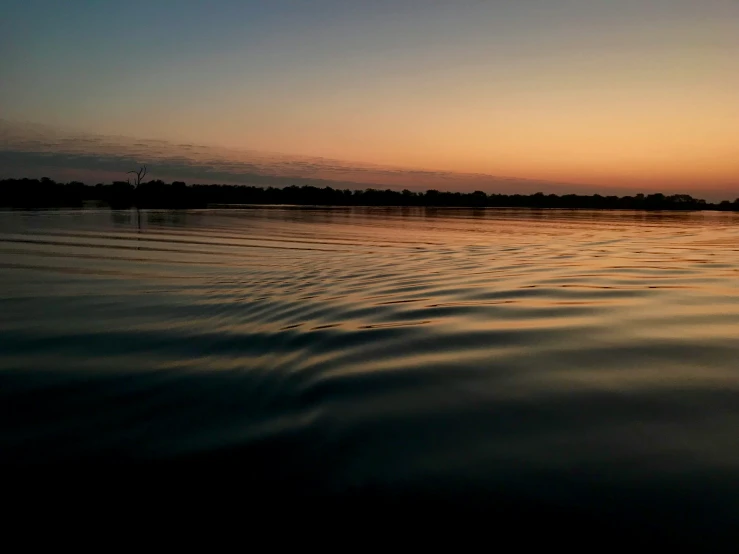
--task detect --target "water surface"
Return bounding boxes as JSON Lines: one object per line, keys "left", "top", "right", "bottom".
{"left": 2, "top": 207, "right": 739, "bottom": 537}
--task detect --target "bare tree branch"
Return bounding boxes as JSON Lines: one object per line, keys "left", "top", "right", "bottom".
{"left": 126, "top": 166, "right": 148, "bottom": 186}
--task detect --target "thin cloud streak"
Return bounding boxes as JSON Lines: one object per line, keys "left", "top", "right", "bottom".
{"left": 1, "top": 119, "right": 622, "bottom": 195}
{"left": 1, "top": 119, "right": 736, "bottom": 200}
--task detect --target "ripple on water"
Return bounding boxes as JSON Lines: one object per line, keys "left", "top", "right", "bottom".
{"left": 2, "top": 208, "right": 739, "bottom": 540}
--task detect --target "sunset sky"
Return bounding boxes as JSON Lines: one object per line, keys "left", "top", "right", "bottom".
{"left": 2, "top": 0, "right": 738, "bottom": 196}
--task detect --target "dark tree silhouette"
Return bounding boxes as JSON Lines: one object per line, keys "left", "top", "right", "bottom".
{"left": 127, "top": 165, "right": 147, "bottom": 187}
{"left": 1, "top": 176, "right": 738, "bottom": 211}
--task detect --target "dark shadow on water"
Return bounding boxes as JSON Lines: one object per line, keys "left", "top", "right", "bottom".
{"left": 0, "top": 367, "right": 736, "bottom": 547}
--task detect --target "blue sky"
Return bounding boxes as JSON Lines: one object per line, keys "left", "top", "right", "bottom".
{"left": 2, "top": 0, "right": 738, "bottom": 194}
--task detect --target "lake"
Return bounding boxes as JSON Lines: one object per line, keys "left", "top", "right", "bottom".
{"left": 2, "top": 207, "right": 739, "bottom": 539}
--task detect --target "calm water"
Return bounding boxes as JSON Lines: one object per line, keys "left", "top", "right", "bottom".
{"left": 2, "top": 207, "right": 739, "bottom": 535}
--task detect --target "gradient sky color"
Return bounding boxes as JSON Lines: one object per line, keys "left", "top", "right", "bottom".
{"left": 2, "top": 0, "right": 738, "bottom": 194}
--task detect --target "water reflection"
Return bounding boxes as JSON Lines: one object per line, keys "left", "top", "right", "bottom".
{"left": 1, "top": 207, "right": 738, "bottom": 543}
{"left": 110, "top": 210, "right": 133, "bottom": 227}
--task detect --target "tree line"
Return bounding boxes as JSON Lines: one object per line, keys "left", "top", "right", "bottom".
{"left": 2, "top": 176, "right": 738, "bottom": 211}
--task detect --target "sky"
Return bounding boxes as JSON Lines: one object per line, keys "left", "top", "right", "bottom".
{"left": 1, "top": 0, "right": 738, "bottom": 197}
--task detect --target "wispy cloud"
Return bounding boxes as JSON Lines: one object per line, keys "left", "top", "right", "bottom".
{"left": 0, "top": 118, "right": 710, "bottom": 197}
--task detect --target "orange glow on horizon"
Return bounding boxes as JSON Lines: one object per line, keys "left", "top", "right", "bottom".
{"left": 4, "top": 1, "right": 737, "bottom": 196}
